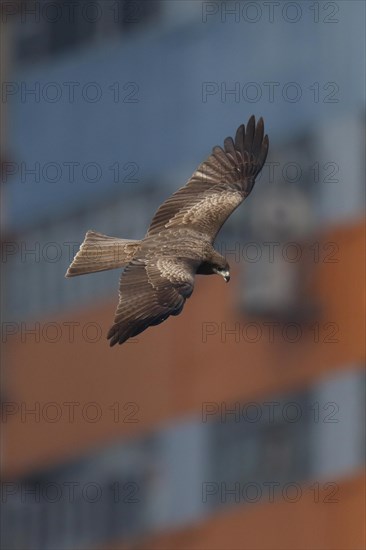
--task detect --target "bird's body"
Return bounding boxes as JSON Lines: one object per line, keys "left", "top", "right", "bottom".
{"left": 66, "top": 116, "right": 269, "bottom": 346}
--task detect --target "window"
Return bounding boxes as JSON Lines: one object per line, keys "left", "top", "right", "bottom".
{"left": 207, "top": 390, "right": 311, "bottom": 509}
{"left": 1, "top": 436, "right": 158, "bottom": 549}
{"left": 236, "top": 133, "right": 317, "bottom": 319}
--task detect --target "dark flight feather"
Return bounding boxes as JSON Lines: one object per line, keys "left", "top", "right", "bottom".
{"left": 107, "top": 257, "right": 194, "bottom": 346}
{"left": 146, "top": 115, "right": 268, "bottom": 240}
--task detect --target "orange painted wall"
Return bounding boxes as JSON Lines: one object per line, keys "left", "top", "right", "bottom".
{"left": 2, "top": 220, "right": 365, "bottom": 478}
{"left": 121, "top": 471, "right": 365, "bottom": 550}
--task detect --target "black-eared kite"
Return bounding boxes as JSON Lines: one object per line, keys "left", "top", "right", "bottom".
{"left": 66, "top": 115, "right": 269, "bottom": 346}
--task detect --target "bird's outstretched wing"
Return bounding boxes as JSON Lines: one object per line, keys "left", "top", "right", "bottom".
{"left": 147, "top": 115, "right": 269, "bottom": 242}
{"left": 107, "top": 257, "right": 195, "bottom": 346}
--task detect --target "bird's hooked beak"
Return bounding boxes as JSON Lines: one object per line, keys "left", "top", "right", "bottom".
{"left": 214, "top": 268, "right": 230, "bottom": 283}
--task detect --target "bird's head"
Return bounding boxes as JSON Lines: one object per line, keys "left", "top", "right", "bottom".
{"left": 212, "top": 261, "right": 231, "bottom": 283}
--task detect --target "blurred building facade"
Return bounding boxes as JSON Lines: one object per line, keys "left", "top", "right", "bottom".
{"left": 1, "top": 1, "right": 365, "bottom": 549}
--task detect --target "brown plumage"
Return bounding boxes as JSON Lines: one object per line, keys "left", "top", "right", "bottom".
{"left": 66, "top": 115, "right": 269, "bottom": 346}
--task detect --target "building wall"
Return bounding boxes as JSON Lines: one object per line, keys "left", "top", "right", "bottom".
{"left": 130, "top": 471, "right": 365, "bottom": 550}
{"left": 2, "top": 2, "right": 365, "bottom": 549}
{"left": 2, "top": 220, "right": 365, "bottom": 549}
{"left": 3, "top": 221, "right": 365, "bottom": 477}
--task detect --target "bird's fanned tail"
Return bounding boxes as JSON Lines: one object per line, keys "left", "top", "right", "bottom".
{"left": 65, "top": 230, "right": 141, "bottom": 277}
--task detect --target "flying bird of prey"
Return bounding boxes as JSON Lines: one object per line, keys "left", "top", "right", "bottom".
{"left": 66, "top": 115, "right": 269, "bottom": 346}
